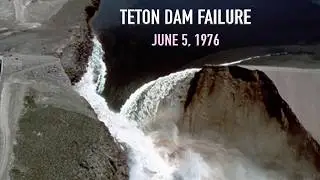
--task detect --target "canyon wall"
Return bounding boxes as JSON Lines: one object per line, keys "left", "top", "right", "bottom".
{"left": 0, "top": 0, "right": 129, "bottom": 179}
{"left": 0, "top": 0, "right": 101, "bottom": 83}
{"left": 0, "top": 54, "right": 128, "bottom": 180}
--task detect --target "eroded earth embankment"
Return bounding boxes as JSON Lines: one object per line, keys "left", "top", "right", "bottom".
{"left": 183, "top": 66, "right": 320, "bottom": 176}
{"left": 122, "top": 65, "right": 320, "bottom": 179}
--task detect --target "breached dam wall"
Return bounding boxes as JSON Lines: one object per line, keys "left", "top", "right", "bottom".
{"left": 242, "top": 65, "right": 320, "bottom": 143}
{"left": 121, "top": 65, "right": 320, "bottom": 178}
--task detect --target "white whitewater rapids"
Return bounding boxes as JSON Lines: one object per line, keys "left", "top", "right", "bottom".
{"left": 75, "top": 36, "right": 291, "bottom": 180}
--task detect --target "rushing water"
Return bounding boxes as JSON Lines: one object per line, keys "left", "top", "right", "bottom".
{"left": 75, "top": 36, "right": 222, "bottom": 180}
{"left": 74, "top": 36, "right": 313, "bottom": 179}
{"left": 75, "top": 36, "right": 177, "bottom": 180}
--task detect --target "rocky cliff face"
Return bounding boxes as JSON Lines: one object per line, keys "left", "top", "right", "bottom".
{"left": 181, "top": 65, "right": 320, "bottom": 177}
{"left": 0, "top": 0, "right": 129, "bottom": 179}
{"left": 57, "top": 0, "right": 101, "bottom": 84}
{"left": 0, "top": 54, "right": 128, "bottom": 180}
{"left": 0, "top": 0, "right": 100, "bottom": 84}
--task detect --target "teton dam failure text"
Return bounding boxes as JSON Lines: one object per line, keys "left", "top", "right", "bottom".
{"left": 120, "top": 9, "right": 252, "bottom": 25}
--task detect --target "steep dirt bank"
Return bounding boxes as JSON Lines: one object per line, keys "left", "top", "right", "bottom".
{"left": 241, "top": 65, "right": 320, "bottom": 143}
{"left": 121, "top": 64, "right": 320, "bottom": 178}
{"left": 181, "top": 66, "right": 320, "bottom": 177}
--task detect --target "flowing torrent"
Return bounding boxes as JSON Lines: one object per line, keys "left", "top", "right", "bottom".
{"left": 74, "top": 36, "right": 291, "bottom": 180}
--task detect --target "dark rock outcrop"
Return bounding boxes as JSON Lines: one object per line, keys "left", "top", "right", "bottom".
{"left": 92, "top": 0, "right": 320, "bottom": 111}
{"left": 0, "top": 0, "right": 101, "bottom": 84}
{"left": 49, "top": 0, "right": 101, "bottom": 84}
{"left": 181, "top": 65, "right": 320, "bottom": 176}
